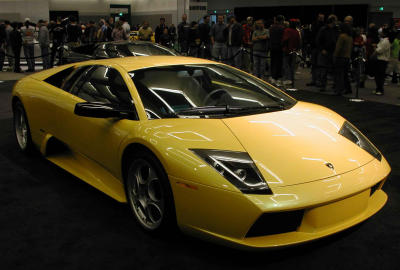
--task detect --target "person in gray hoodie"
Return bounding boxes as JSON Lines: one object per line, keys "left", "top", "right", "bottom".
{"left": 38, "top": 20, "right": 50, "bottom": 69}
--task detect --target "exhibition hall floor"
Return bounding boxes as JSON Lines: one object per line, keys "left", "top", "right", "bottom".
{"left": 0, "top": 80, "right": 399, "bottom": 269}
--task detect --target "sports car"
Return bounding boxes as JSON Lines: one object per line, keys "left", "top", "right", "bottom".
{"left": 11, "top": 56, "right": 390, "bottom": 249}
{"left": 61, "top": 41, "right": 177, "bottom": 64}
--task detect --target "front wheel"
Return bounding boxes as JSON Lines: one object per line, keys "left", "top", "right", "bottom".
{"left": 125, "top": 151, "right": 175, "bottom": 232}
{"left": 13, "top": 101, "right": 33, "bottom": 153}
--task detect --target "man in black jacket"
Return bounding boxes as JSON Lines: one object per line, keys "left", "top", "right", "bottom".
{"left": 269, "top": 15, "right": 285, "bottom": 84}
{"left": 316, "top": 14, "right": 338, "bottom": 91}
{"left": 306, "top": 13, "right": 325, "bottom": 86}
{"left": 226, "top": 16, "right": 243, "bottom": 68}
{"left": 198, "top": 15, "right": 211, "bottom": 59}
{"left": 50, "top": 17, "right": 65, "bottom": 67}
{"left": 9, "top": 22, "right": 22, "bottom": 73}
{"left": 155, "top": 18, "right": 168, "bottom": 44}
{"left": 178, "top": 14, "right": 190, "bottom": 54}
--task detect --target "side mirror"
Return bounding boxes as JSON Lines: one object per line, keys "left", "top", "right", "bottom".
{"left": 74, "top": 102, "right": 136, "bottom": 119}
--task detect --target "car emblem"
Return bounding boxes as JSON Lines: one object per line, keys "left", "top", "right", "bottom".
{"left": 325, "top": 163, "right": 335, "bottom": 170}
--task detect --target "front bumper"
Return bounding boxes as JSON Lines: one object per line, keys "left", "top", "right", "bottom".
{"left": 169, "top": 157, "right": 390, "bottom": 249}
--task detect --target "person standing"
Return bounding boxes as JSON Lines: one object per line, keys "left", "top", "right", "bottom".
{"left": 160, "top": 28, "right": 171, "bottom": 47}
{"left": 121, "top": 17, "right": 131, "bottom": 35}
{"left": 252, "top": 19, "right": 268, "bottom": 79}
{"left": 242, "top": 16, "right": 254, "bottom": 72}
{"left": 282, "top": 19, "right": 301, "bottom": 87}
{"left": 269, "top": 15, "right": 285, "bottom": 85}
{"left": 352, "top": 27, "right": 367, "bottom": 88}
{"left": 108, "top": 17, "right": 114, "bottom": 30}
{"left": 188, "top": 21, "right": 200, "bottom": 57}
{"left": 373, "top": 29, "right": 391, "bottom": 96}
{"left": 316, "top": 14, "right": 338, "bottom": 92}
{"left": 84, "top": 21, "right": 97, "bottom": 44}
{"left": 198, "top": 15, "right": 211, "bottom": 59}
{"left": 210, "top": 15, "right": 227, "bottom": 62}
{"left": 387, "top": 32, "right": 399, "bottom": 84}
{"left": 0, "top": 22, "right": 5, "bottom": 71}
{"left": 4, "top": 21, "right": 14, "bottom": 71}
{"left": 155, "top": 18, "right": 168, "bottom": 44}
{"left": 178, "top": 14, "right": 190, "bottom": 54}
{"left": 112, "top": 20, "right": 127, "bottom": 41}
{"left": 168, "top": 24, "right": 176, "bottom": 45}
{"left": 226, "top": 15, "right": 243, "bottom": 69}
{"left": 38, "top": 20, "right": 50, "bottom": 70}
{"left": 66, "top": 17, "right": 82, "bottom": 47}
{"left": 365, "top": 23, "right": 380, "bottom": 79}
{"left": 138, "top": 21, "right": 153, "bottom": 41}
{"left": 333, "top": 23, "right": 353, "bottom": 95}
{"left": 50, "top": 18, "right": 65, "bottom": 67}
{"left": 9, "top": 22, "right": 22, "bottom": 73}
{"left": 306, "top": 14, "right": 325, "bottom": 86}
{"left": 20, "top": 18, "right": 36, "bottom": 72}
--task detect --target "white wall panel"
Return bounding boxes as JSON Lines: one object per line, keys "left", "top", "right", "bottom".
{"left": 0, "top": 0, "right": 49, "bottom": 22}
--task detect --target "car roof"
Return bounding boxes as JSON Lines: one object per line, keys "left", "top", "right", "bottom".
{"left": 29, "top": 56, "right": 217, "bottom": 81}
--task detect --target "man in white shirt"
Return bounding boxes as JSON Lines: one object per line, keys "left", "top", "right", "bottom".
{"left": 121, "top": 17, "right": 130, "bottom": 35}
{"left": 373, "top": 29, "right": 391, "bottom": 95}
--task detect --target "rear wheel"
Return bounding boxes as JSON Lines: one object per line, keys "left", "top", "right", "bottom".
{"left": 125, "top": 151, "right": 175, "bottom": 231}
{"left": 13, "top": 101, "right": 33, "bottom": 153}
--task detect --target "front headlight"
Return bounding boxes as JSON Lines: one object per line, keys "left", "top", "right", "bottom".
{"left": 339, "top": 121, "right": 382, "bottom": 161}
{"left": 191, "top": 149, "right": 272, "bottom": 194}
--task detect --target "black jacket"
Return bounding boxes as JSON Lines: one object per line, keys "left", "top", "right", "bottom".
{"left": 316, "top": 25, "right": 338, "bottom": 53}
{"left": 155, "top": 24, "right": 168, "bottom": 43}
{"left": 198, "top": 22, "right": 211, "bottom": 44}
{"left": 269, "top": 23, "right": 284, "bottom": 51}
{"left": 10, "top": 29, "right": 22, "bottom": 48}
{"left": 225, "top": 23, "right": 243, "bottom": 47}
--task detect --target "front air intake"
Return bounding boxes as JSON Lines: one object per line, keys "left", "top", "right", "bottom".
{"left": 246, "top": 210, "right": 304, "bottom": 237}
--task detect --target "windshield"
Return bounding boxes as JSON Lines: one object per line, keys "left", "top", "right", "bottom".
{"left": 130, "top": 64, "right": 296, "bottom": 119}
{"left": 107, "top": 43, "right": 176, "bottom": 57}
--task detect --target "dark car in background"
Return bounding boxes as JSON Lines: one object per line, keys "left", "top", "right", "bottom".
{"left": 61, "top": 41, "right": 178, "bottom": 64}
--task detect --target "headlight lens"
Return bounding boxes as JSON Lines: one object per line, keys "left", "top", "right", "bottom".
{"left": 191, "top": 149, "right": 272, "bottom": 194}
{"left": 339, "top": 121, "right": 381, "bottom": 161}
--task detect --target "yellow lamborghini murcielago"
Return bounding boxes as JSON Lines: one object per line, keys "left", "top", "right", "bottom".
{"left": 11, "top": 56, "right": 390, "bottom": 249}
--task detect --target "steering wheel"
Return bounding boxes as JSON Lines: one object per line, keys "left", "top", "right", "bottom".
{"left": 202, "top": 89, "right": 230, "bottom": 106}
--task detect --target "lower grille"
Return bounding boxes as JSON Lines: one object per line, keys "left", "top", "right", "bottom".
{"left": 245, "top": 210, "right": 304, "bottom": 237}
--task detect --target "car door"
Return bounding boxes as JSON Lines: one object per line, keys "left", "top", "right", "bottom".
{"left": 57, "top": 65, "right": 139, "bottom": 177}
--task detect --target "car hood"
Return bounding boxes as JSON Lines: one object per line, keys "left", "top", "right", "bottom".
{"left": 222, "top": 101, "right": 375, "bottom": 188}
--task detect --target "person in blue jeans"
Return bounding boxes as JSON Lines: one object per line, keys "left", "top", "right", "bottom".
{"left": 20, "top": 19, "right": 36, "bottom": 72}
{"left": 252, "top": 19, "right": 268, "bottom": 79}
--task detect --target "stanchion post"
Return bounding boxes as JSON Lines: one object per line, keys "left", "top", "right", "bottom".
{"left": 286, "top": 51, "right": 298, "bottom": 92}
{"left": 349, "top": 56, "right": 365, "bottom": 102}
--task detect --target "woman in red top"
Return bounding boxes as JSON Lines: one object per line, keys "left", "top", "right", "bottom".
{"left": 282, "top": 19, "right": 301, "bottom": 86}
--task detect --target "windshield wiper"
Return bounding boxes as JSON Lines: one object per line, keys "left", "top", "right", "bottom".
{"left": 176, "top": 104, "right": 285, "bottom": 116}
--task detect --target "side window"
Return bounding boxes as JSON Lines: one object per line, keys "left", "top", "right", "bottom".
{"left": 76, "top": 66, "right": 133, "bottom": 108}
{"left": 61, "top": 66, "right": 92, "bottom": 92}
{"left": 44, "top": 67, "right": 75, "bottom": 88}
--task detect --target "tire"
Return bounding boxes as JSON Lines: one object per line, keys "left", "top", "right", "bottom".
{"left": 125, "top": 150, "right": 176, "bottom": 232}
{"left": 13, "top": 100, "right": 34, "bottom": 154}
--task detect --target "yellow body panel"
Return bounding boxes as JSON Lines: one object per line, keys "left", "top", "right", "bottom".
{"left": 12, "top": 56, "right": 391, "bottom": 249}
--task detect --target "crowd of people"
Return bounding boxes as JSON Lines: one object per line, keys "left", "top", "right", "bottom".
{"left": 0, "top": 16, "right": 177, "bottom": 73}
{"left": 0, "top": 13, "right": 399, "bottom": 97}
